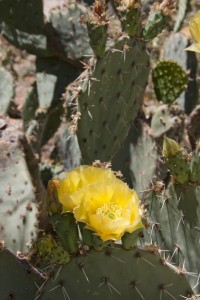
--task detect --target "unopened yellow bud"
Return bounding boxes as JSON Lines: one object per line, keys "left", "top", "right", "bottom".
{"left": 46, "top": 178, "right": 63, "bottom": 214}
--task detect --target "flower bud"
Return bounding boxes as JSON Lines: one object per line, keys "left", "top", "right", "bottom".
{"left": 46, "top": 178, "right": 63, "bottom": 214}
{"left": 162, "top": 136, "right": 180, "bottom": 158}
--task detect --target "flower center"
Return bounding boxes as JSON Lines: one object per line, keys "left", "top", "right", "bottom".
{"left": 96, "top": 203, "right": 122, "bottom": 220}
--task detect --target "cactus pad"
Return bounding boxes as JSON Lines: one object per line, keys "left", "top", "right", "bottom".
{"left": 38, "top": 245, "right": 192, "bottom": 299}
{"left": 0, "top": 247, "right": 43, "bottom": 299}
{"left": 0, "top": 117, "right": 38, "bottom": 252}
{"left": 152, "top": 60, "right": 188, "bottom": 104}
{"left": 0, "top": 67, "right": 14, "bottom": 115}
{"left": 77, "top": 37, "right": 149, "bottom": 163}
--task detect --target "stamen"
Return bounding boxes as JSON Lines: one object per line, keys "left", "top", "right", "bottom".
{"left": 96, "top": 203, "right": 123, "bottom": 220}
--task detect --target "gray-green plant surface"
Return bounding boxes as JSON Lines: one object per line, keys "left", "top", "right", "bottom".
{"left": 1, "top": 0, "right": 200, "bottom": 299}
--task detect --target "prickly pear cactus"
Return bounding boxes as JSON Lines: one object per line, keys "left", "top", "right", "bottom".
{"left": 46, "top": 3, "right": 92, "bottom": 61}
{"left": 0, "top": 117, "right": 38, "bottom": 252}
{"left": 0, "top": 67, "right": 14, "bottom": 115}
{"left": 38, "top": 245, "right": 192, "bottom": 300}
{"left": 151, "top": 104, "right": 184, "bottom": 139}
{"left": 145, "top": 137, "right": 200, "bottom": 291}
{"left": 152, "top": 60, "right": 188, "bottom": 104}
{"left": 76, "top": 36, "right": 150, "bottom": 163}
{"left": 163, "top": 33, "right": 198, "bottom": 114}
{"left": 0, "top": 245, "right": 44, "bottom": 300}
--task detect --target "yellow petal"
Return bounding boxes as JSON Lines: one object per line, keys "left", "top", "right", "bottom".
{"left": 74, "top": 179, "right": 143, "bottom": 241}
{"left": 189, "top": 11, "right": 200, "bottom": 43}
{"left": 185, "top": 43, "right": 200, "bottom": 53}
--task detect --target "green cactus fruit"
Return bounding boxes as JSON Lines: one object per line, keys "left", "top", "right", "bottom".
{"left": 0, "top": 247, "right": 44, "bottom": 299}
{"left": 152, "top": 60, "right": 188, "bottom": 104}
{"left": 36, "top": 235, "right": 70, "bottom": 264}
{"left": 121, "top": 228, "right": 143, "bottom": 249}
{"left": 0, "top": 117, "right": 38, "bottom": 253}
{"left": 79, "top": 222, "right": 112, "bottom": 250}
{"left": 114, "top": 0, "right": 142, "bottom": 37}
{"left": 87, "top": 0, "right": 108, "bottom": 57}
{"left": 79, "top": 222, "right": 94, "bottom": 248}
{"left": 76, "top": 36, "right": 149, "bottom": 163}
{"left": 49, "top": 213, "right": 79, "bottom": 254}
{"left": 142, "top": 1, "right": 175, "bottom": 40}
{"left": 0, "top": 67, "right": 14, "bottom": 115}
{"left": 37, "top": 245, "right": 192, "bottom": 299}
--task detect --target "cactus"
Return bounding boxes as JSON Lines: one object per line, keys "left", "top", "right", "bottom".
{"left": 46, "top": 3, "right": 93, "bottom": 61}
{"left": 142, "top": 0, "right": 175, "bottom": 40}
{"left": 163, "top": 33, "right": 198, "bottom": 114}
{"left": 114, "top": 0, "right": 142, "bottom": 37}
{"left": 0, "top": 116, "right": 38, "bottom": 252}
{"left": 0, "top": 246, "right": 44, "bottom": 299}
{"left": 37, "top": 245, "right": 192, "bottom": 300}
{"left": 76, "top": 36, "right": 150, "bottom": 163}
{"left": 144, "top": 137, "right": 200, "bottom": 291}
{"left": 58, "top": 128, "right": 81, "bottom": 171}
{"left": 1, "top": 1, "right": 200, "bottom": 299}
{"left": 0, "top": 1, "right": 92, "bottom": 60}
{"left": 152, "top": 60, "right": 188, "bottom": 104}
{"left": 173, "top": 0, "right": 188, "bottom": 32}
{"left": 86, "top": 0, "right": 108, "bottom": 57}
{"left": 151, "top": 104, "right": 184, "bottom": 139}
{"left": 36, "top": 234, "right": 70, "bottom": 264}
{"left": 0, "top": 67, "right": 14, "bottom": 115}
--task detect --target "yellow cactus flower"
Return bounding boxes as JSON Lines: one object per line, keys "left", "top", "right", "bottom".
{"left": 74, "top": 179, "right": 143, "bottom": 241}
{"left": 186, "top": 11, "right": 200, "bottom": 53}
{"left": 51, "top": 166, "right": 117, "bottom": 212}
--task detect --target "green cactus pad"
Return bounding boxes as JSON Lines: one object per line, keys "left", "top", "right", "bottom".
{"left": 152, "top": 60, "right": 188, "bottom": 104}
{"left": 0, "top": 117, "right": 38, "bottom": 253}
{"left": 0, "top": 247, "right": 43, "bottom": 299}
{"left": 0, "top": 67, "right": 14, "bottom": 115}
{"left": 77, "top": 37, "right": 149, "bottom": 163}
{"left": 147, "top": 182, "right": 200, "bottom": 291}
{"left": 114, "top": 1, "right": 142, "bottom": 37}
{"left": 163, "top": 33, "right": 198, "bottom": 114}
{"left": 142, "top": 8, "right": 169, "bottom": 40}
{"left": 165, "top": 155, "right": 189, "bottom": 184}
{"left": 38, "top": 245, "right": 192, "bottom": 299}
{"left": 46, "top": 3, "right": 92, "bottom": 61}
